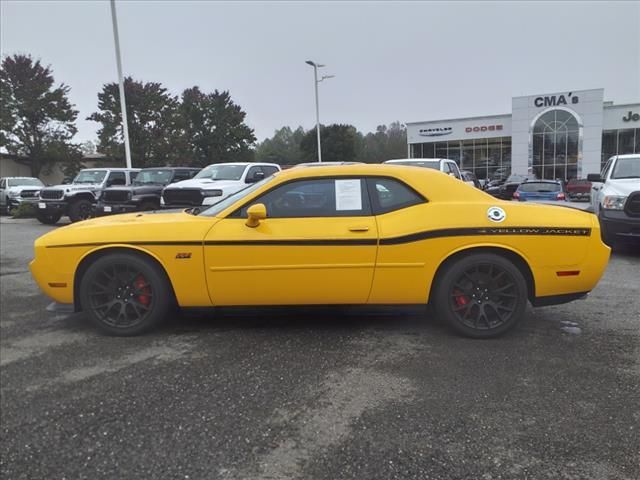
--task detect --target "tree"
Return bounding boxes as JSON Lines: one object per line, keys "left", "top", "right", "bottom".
{"left": 300, "top": 124, "right": 362, "bottom": 163}
{"left": 359, "top": 122, "right": 407, "bottom": 163}
{"left": 0, "top": 54, "right": 80, "bottom": 177}
{"left": 255, "top": 126, "right": 305, "bottom": 164}
{"left": 88, "top": 77, "right": 182, "bottom": 167}
{"left": 179, "top": 87, "right": 256, "bottom": 166}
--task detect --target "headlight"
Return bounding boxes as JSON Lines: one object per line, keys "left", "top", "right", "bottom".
{"left": 603, "top": 195, "right": 627, "bottom": 210}
{"left": 202, "top": 189, "right": 223, "bottom": 197}
{"left": 7, "top": 191, "right": 20, "bottom": 198}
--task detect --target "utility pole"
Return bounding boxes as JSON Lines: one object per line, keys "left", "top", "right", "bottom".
{"left": 305, "top": 60, "right": 334, "bottom": 163}
{"left": 110, "top": 0, "right": 132, "bottom": 168}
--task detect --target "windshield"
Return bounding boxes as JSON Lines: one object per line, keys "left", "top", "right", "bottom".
{"left": 194, "top": 164, "right": 246, "bottom": 181}
{"left": 7, "top": 178, "right": 43, "bottom": 187}
{"left": 74, "top": 170, "right": 107, "bottom": 184}
{"left": 198, "top": 177, "right": 271, "bottom": 217}
{"left": 611, "top": 157, "right": 640, "bottom": 179}
{"left": 519, "top": 182, "right": 561, "bottom": 192}
{"left": 134, "top": 169, "right": 174, "bottom": 185}
{"left": 390, "top": 161, "right": 439, "bottom": 170}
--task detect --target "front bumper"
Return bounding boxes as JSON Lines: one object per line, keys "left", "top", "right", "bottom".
{"left": 600, "top": 209, "right": 640, "bottom": 240}
{"left": 7, "top": 197, "right": 39, "bottom": 208}
{"left": 95, "top": 202, "right": 139, "bottom": 215}
{"left": 37, "top": 200, "right": 68, "bottom": 214}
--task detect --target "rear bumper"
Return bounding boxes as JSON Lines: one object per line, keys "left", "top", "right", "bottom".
{"left": 531, "top": 292, "right": 589, "bottom": 307}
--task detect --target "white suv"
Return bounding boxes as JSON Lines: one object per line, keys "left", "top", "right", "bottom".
{"left": 384, "top": 158, "right": 470, "bottom": 185}
{"left": 588, "top": 154, "right": 640, "bottom": 245}
{"left": 161, "top": 162, "right": 281, "bottom": 209}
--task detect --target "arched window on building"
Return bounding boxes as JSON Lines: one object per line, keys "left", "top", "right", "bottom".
{"left": 531, "top": 109, "right": 580, "bottom": 180}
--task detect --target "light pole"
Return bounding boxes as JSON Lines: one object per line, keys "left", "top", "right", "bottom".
{"left": 305, "top": 60, "right": 334, "bottom": 162}
{"left": 110, "top": 0, "right": 132, "bottom": 168}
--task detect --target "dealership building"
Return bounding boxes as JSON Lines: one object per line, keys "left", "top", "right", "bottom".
{"left": 406, "top": 88, "right": 640, "bottom": 181}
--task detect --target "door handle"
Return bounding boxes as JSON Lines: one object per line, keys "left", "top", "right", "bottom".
{"left": 349, "top": 226, "right": 369, "bottom": 232}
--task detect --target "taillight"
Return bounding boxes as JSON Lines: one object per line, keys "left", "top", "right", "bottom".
{"left": 513, "top": 191, "right": 520, "bottom": 199}
{"left": 557, "top": 192, "right": 565, "bottom": 200}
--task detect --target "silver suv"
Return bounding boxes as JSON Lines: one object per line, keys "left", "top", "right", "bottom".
{"left": 37, "top": 168, "right": 139, "bottom": 224}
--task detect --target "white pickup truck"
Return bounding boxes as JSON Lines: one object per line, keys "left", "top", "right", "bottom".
{"left": 588, "top": 154, "right": 640, "bottom": 245}
{"left": 161, "top": 162, "right": 281, "bottom": 209}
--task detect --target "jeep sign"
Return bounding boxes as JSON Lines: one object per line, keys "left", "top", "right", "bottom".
{"left": 622, "top": 111, "right": 639, "bottom": 122}
{"left": 534, "top": 93, "right": 579, "bottom": 107}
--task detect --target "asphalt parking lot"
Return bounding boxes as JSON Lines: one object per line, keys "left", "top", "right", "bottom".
{"left": 1, "top": 216, "right": 638, "bottom": 480}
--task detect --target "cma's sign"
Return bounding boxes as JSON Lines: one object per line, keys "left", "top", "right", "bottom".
{"left": 419, "top": 127, "right": 452, "bottom": 137}
{"left": 623, "top": 111, "right": 639, "bottom": 122}
{"left": 534, "top": 92, "right": 579, "bottom": 107}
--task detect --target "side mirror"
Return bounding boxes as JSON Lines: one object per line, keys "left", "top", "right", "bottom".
{"left": 586, "top": 173, "right": 602, "bottom": 182}
{"left": 246, "top": 203, "right": 267, "bottom": 227}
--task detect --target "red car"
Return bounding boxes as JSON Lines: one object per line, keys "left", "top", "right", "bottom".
{"left": 566, "top": 178, "right": 592, "bottom": 201}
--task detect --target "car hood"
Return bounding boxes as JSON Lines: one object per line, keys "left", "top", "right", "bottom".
{"left": 604, "top": 178, "right": 640, "bottom": 196}
{"left": 35, "top": 211, "right": 220, "bottom": 247}
{"left": 41, "top": 184, "right": 100, "bottom": 191}
{"left": 6, "top": 186, "right": 42, "bottom": 193}
{"left": 164, "top": 178, "right": 242, "bottom": 190}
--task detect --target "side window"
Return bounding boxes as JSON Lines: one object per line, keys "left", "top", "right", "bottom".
{"left": 262, "top": 166, "right": 279, "bottom": 177}
{"left": 238, "top": 178, "right": 371, "bottom": 218}
{"left": 601, "top": 158, "right": 613, "bottom": 180}
{"left": 0, "top": 179, "right": 5, "bottom": 189}
{"left": 449, "top": 162, "right": 461, "bottom": 179}
{"left": 245, "top": 166, "right": 264, "bottom": 184}
{"left": 442, "top": 162, "right": 451, "bottom": 174}
{"left": 366, "top": 177, "right": 425, "bottom": 215}
{"left": 129, "top": 171, "right": 138, "bottom": 182}
{"left": 172, "top": 170, "right": 192, "bottom": 182}
{"left": 107, "top": 171, "right": 126, "bottom": 186}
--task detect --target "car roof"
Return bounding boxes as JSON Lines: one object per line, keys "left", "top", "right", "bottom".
{"left": 293, "top": 162, "right": 363, "bottom": 167}
{"left": 384, "top": 158, "right": 449, "bottom": 163}
{"left": 201, "top": 162, "right": 279, "bottom": 168}
{"left": 614, "top": 154, "right": 640, "bottom": 160}
{"left": 79, "top": 167, "right": 140, "bottom": 171}
{"left": 138, "top": 166, "right": 200, "bottom": 171}
{"left": 2, "top": 176, "right": 40, "bottom": 179}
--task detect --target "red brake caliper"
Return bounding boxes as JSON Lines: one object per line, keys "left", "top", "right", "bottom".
{"left": 453, "top": 288, "right": 469, "bottom": 307}
{"left": 134, "top": 275, "right": 151, "bottom": 306}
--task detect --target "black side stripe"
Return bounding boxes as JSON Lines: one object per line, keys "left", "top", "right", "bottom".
{"left": 45, "top": 226, "right": 591, "bottom": 249}
{"left": 203, "top": 239, "right": 377, "bottom": 246}
{"left": 380, "top": 226, "right": 592, "bottom": 245}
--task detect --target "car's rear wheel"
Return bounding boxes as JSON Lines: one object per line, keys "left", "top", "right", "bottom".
{"left": 68, "top": 199, "right": 93, "bottom": 222}
{"left": 433, "top": 253, "right": 528, "bottom": 338}
{"left": 79, "top": 253, "right": 171, "bottom": 336}
{"left": 36, "top": 211, "right": 62, "bottom": 225}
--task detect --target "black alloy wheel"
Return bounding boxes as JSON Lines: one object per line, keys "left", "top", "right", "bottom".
{"left": 434, "top": 253, "right": 528, "bottom": 338}
{"left": 68, "top": 199, "right": 93, "bottom": 222}
{"left": 80, "top": 253, "right": 171, "bottom": 335}
{"left": 35, "top": 212, "right": 62, "bottom": 225}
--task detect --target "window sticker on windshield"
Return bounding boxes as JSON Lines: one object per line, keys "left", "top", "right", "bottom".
{"left": 335, "top": 179, "right": 362, "bottom": 211}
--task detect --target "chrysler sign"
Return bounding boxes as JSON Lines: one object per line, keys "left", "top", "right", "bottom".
{"left": 418, "top": 127, "right": 453, "bottom": 137}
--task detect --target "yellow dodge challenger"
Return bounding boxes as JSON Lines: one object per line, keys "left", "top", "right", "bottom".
{"left": 30, "top": 164, "right": 610, "bottom": 338}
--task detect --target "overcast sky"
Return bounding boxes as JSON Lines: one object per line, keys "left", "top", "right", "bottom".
{"left": 2, "top": 1, "right": 639, "bottom": 143}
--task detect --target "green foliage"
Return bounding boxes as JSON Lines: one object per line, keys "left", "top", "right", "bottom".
{"left": 179, "top": 87, "right": 256, "bottom": 167}
{"left": 255, "top": 126, "right": 305, "bottom": 164}
{"left": 88, "top": 77, "right": 182, "bottom": 167}
{"left": 9, "top": 202, "right": 36, "bottom": 218}
{"left": 300, "top": 124, "right": 363, "bottom": 163}
{"left": 0, "top": 54, "right": 81, "bottom": 177}
{"left": 359, "top": 122, "right": 407, "bottom": 163}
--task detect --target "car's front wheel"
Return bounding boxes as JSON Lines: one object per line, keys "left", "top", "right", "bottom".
{"left": 79, "top": 252, "right": 172, "bottom": 336}
{"left": 68, "top": 199, "right": 93, "bottom": 222}
{"left": 433, "top": 253, "right": 528, "bottom": 338}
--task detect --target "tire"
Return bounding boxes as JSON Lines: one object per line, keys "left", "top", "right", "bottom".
{"left": 139, "top": 201, "right": 158, "bottom": 212}
{"left": 79, "top": 252, "right": 172, "bottom": 336}
{"left": 36, "top": 211, "right": 62, "bottom": 225}
{"left": 433, "top": 253, "right": 528, "bottom": 338}
{"left": 68, "top": 199, "right": 93, "bottom": 222}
